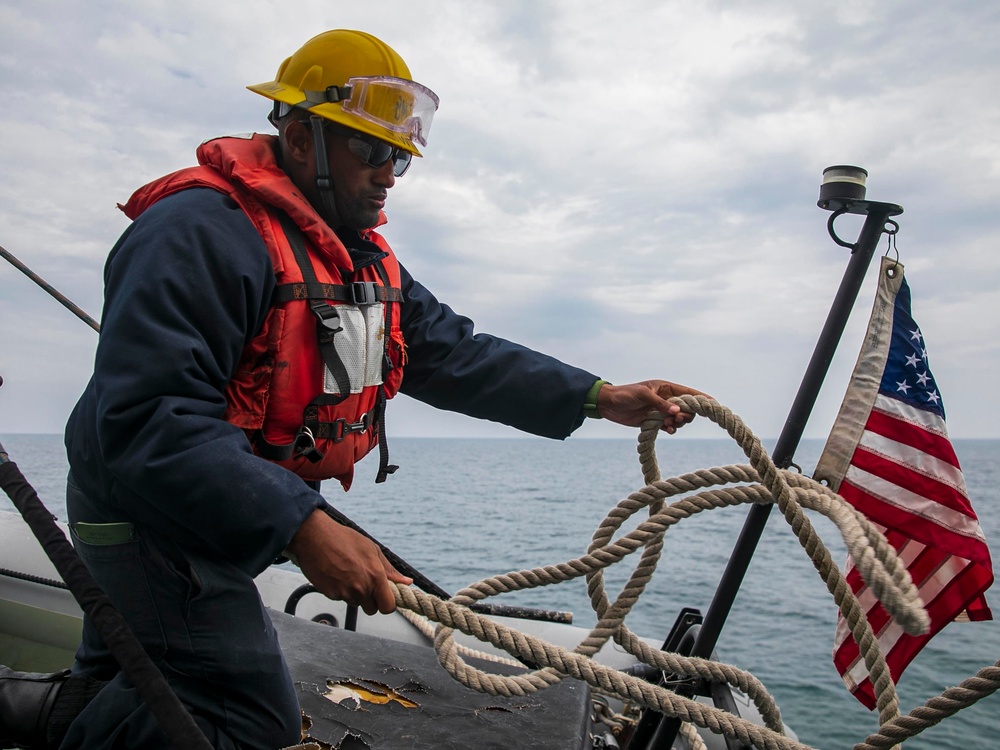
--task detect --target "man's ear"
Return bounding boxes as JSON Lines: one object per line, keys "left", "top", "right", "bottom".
{"left": 282, "top": 120, "right": 314, "bottom": 167}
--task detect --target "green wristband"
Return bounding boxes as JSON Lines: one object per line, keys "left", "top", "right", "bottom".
{"left": 583, "top": 379, "right": 610, "bottom": 419}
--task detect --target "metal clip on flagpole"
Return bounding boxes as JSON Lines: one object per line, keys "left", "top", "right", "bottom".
{"left": 642, "top": 168, "right": 904, "bottom": 750}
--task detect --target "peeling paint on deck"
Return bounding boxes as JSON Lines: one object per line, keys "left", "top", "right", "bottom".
{"left": 271, "top": 609, "right": 592, "bottom": 749}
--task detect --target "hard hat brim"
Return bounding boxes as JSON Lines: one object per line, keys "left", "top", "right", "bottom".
{"left": 247, "top": 80, "right": 425, "bottom": 157}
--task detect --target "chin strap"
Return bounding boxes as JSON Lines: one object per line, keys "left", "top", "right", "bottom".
{"left": 309, "top": 116, "right": 340, "bottom": 223}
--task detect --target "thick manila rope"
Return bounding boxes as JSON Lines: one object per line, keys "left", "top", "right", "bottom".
{"left": 853, "top": 661, "right": 1000, "bottom": 750}
{"left": 391, "top": 395, "right": 989, "bottom": 750}
{"left": 396, "top": 583, "right": 806, "bottom": 750}
{"left": 630, "top": 395, "right": 922, "bottom": 727}
{"left": 642, "top": 400, "right": 996, "bottom": 742}
{"left": 591, "top": 400, "right": 926, "bottom": 729}
{"left": 398, "top": 608, "right": 524, "bottom": 667}
{"left": 393, "top": 396, "right": 915, "bottom": 746}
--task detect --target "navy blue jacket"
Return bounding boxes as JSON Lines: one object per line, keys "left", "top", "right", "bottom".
{"left": 65, "top": 189, "right": 597, "bottom": 575}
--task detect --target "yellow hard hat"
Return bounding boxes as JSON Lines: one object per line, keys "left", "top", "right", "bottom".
{"left": 248, "top": 30, "right": 438, "bottom": 157}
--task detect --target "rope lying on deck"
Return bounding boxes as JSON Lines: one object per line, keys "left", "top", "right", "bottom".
{"left": 392, "top": 394, "right": 999, "bottom": 750}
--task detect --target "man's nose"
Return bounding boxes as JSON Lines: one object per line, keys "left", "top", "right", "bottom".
{"left": 374, "top": 158, "right": 396, "bottom": 187}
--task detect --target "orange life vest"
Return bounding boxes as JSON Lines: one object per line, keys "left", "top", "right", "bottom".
{"left": 120, "top": 134, "right": 406, "bottom": 489}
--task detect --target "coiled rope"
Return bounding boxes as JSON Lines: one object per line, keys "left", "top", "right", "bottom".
{"left": 391, "top": 395, "right": 999, "bottom": 750}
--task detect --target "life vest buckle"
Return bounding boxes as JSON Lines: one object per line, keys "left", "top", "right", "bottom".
{"left": 292, "top": 426, "right": 324, "bottom": 463}
{"left": 332, "top": 412, "right": 372, "bottom": 442}
{"left": 349, "top": 281, "right": 378, "bottom": 306}
{"left": 311, "top": 301, "right": 343, "bottom": 333}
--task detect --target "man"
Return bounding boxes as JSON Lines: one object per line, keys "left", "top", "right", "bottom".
{"left": 1, "top": 29, "right": 703, "bottom": 749}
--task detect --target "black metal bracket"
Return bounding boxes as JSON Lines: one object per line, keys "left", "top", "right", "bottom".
{"left": 823, "top": 199, "right": 903, "bottom": 250}
{"left": 626, "top": 608, "right": 703, "bottom": 748}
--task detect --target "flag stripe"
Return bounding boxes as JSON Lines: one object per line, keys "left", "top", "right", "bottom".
{"left": 848, "top": 445, "right": 979, "bottom": 524}
{"left": 836, "top": 556, "right": 993, "bottom": 708}
{"left": 849, "top": 446, "right": 974, "bottom": 520}
{"left": 856, "top": 428, "right": 967, "bottom": 497}
{"left": 834, "top": 541, "right": 950, "bottom": 673}
{"left": 866, "top": 401, "right": 960, "bottom": 468}
{"left": 836, "top": 553, "right": 976, "bottom": 685}
{"left": 838, "top": 475, "right": 989, "bottom": 565}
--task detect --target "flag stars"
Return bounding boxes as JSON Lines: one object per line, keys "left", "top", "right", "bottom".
{"left": 905, "top": 353, "right": 921, "bottom": 368}
{"left": 926, "top": 390, "right": 941, "bottom": 405}
{"left": 916, "top": 371, "right": 932, "bottom": 387}
{"left": 896, "top": 380, "right": 912, "bottom": 394}
{"left": 910, "top": 328, "right": 923, "bottom": 344}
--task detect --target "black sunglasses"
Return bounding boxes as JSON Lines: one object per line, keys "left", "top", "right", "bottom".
{"left": 322, "top": 121, "right": 413, "bottom": 177}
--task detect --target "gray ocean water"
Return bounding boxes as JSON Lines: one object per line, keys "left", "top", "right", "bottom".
{"left": 2, "top": 433, "right": 998, "bottom": 750}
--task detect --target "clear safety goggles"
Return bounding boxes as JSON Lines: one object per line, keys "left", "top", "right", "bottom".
{"left": 309, "top": 76, "right": 439, "bottom": 147}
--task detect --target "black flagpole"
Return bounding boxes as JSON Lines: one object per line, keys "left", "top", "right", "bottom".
{"left": 643, "top": 168, "right": 904, "bottom": 750}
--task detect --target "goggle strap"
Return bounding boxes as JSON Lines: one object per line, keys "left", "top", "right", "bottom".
{"left": 309, "top": 117, "right": 340, "bottom": 218}
{"left": 303, "top": 86, "right": 353, "bottom": 105}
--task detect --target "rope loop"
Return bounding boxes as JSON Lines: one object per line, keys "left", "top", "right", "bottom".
{"left": 391, "top": 396, "right": 993, "bottom": 750}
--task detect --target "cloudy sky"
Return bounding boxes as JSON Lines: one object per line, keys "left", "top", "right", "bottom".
{"left": 1, "top": 1, "right": 998, "bottom": 444}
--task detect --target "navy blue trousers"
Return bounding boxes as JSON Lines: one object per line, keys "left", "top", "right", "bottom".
{"left": 62, "top": 477, "right": 301, "bottom": 749}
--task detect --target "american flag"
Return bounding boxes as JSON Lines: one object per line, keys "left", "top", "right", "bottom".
{"left": 814, "top": 256, "right": 993, "bottom": 709}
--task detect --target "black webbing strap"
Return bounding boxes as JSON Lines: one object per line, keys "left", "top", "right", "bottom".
{"left": 254, "top": 411, "right": 377, "bottom": 462}
{"left": 0, "top": 455, "right": 214, "bottom": 750}
{"left": 372, "top": 261, "right": 399, "bottom": 484}
{"left": 373, "top": 387, "right": 398, "bottom": 483}
{"left": 254, "top": 427, "right": 319, "bottom": 463}
{"left": 273, "top": 281, "right": 402, "bottom": 305}
{"left": 277, "top": 214, "right": 353, "bottom": 400}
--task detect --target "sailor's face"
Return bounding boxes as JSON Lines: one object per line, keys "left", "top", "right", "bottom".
{"left": 323, "top": 131, "right": 396, "bottom": 231}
